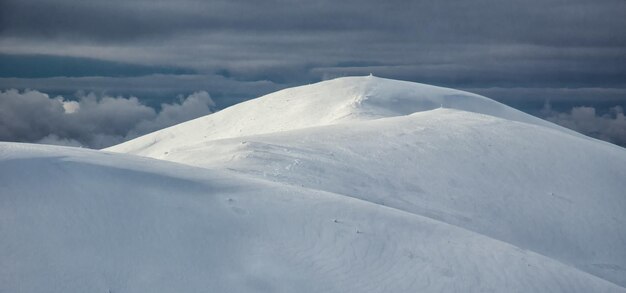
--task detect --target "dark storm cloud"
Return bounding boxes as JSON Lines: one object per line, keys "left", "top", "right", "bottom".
{"left": 0, "top": 54, "right": 194, "bottom": 78}
{"left": 0, "top": 0, "right": 396, "bottom": 41}
{"left": 1, "top": 0, "right": 625, "bottom": 88}
{"left": 2, "top": 0, "right": 625, "bottom": 46}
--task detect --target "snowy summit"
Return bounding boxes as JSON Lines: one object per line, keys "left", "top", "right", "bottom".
{"left": 2, "top": 76, "right": 626, "bottom": 292}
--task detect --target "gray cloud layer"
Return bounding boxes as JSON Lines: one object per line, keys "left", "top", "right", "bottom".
{"left": 3, "top": 0, "right": 624, "bottom": 45}
{"left": 0, "top": 89, "right": 215, "bottom": 148}
{"left": 1, "top": 0, "right": 625, "bottom": 88}
{"left": 0, "top": 74, "right": 282, "bottom": 107}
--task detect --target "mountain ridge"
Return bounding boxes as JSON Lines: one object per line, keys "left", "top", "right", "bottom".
{"left": 2, "top": 76, "right": 625, "bottom": 292}
{"left": 107, "top": 76, "right": 626, "bottom": 286}
{"left": 106, "top": 76, "right": 585, "bottom": 156}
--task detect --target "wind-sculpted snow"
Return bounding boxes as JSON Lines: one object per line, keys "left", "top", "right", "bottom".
{"left": 107, "top": 76, "right": 626, "bottom": 286}
{"left": 119, "top": 107, "right": 626, "bottom": 287}
{"left": 107, "top": 76, "right": 582, "bottom": 157}
{"left": 1, "top": 142, "right": 624, "bottom": 292}
{"left": 3, "top": 76, "right": 626, "bottom": 291}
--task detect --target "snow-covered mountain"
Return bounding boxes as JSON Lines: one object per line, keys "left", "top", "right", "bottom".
{"left": 2, "top": 76, "right": 625, "bottom": 292}
{"left": 108, "top": 76, "right": 583, "bottom": 158}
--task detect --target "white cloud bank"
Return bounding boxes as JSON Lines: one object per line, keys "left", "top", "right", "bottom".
{"left": 0, "top": 89, "right": 214, "bottom": 148}
{"left": 2, "top": 88, "right": 624, "bottom": 149}
{"left": 542, "top": 101, "right": 626, "bottom": 147}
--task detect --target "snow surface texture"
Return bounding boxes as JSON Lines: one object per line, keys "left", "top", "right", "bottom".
{"left": 108, "top": 76, "right": 587, "bottom": 158}
{"left": 2, "top": 76, "right": 625, "bottom": 292}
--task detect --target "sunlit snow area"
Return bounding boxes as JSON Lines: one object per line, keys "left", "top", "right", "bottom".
{"left": 2, "top": 76, "right": 625, "bottom": 292}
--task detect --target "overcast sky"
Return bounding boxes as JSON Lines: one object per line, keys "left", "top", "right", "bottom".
{"left": 0, "top": 0, "right": 625, "bottom": 147}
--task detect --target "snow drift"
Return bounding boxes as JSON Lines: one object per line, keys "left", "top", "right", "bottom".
{"left": 2, "top": 76, "right": 625, "bottom": 292}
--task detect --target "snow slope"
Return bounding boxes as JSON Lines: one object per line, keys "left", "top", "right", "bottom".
{"left": 1, "top": 142, "right": 624, "bottom": 292}
{"left": 108, "top": 76, "right": 626, "bottom": 287}
{"left": 3, "top": 76, "right": 626, "bottom": 292}
{"left": 108, "top": 76, "right": 584, "bottom": 158}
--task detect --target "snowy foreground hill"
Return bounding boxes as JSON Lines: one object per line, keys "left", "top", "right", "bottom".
{"left": 2, "top": 76, "right": 626, "bottom": 292}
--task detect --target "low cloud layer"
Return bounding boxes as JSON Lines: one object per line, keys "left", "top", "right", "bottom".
{"left": 541, "top": 102, "right": 626, "bottom": 147}
{"left": 0, "top": 74, "right": 282, "bottom": 108}
{"left": 0, "top": 89, "right": 215, "bottom": 148}
{"left": 1, "top": 87, "right": 624, "bottom": 149}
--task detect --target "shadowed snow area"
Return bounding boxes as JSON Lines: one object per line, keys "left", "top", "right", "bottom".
{"left": 1, "top": 142, "right": 624, "bottom": 292}
{"left": 2, "top": 76, "right": 626, "bottom": 292}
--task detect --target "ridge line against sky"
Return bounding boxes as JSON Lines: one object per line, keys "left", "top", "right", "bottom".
{"left": 0, "top": 0, "right": 625, "bottom": 147}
